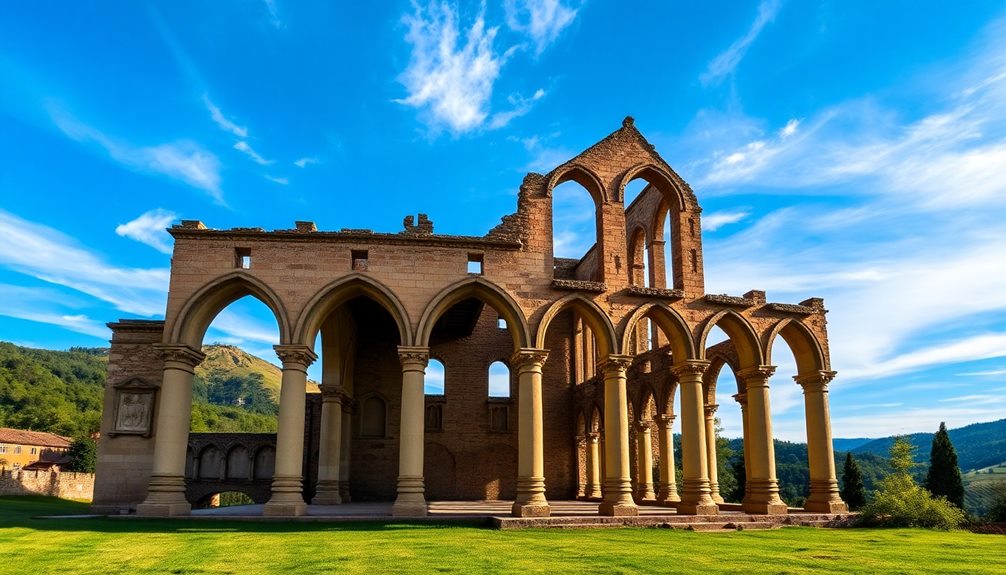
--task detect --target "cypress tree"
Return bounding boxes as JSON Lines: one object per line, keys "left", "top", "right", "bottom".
{"left": 840, "top": 452, "right": 866, "bottom": 510}
{"left": 924, "top": 422, "right": 965, "bottom": 508}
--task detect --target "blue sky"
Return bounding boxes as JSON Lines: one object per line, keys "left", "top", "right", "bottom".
{"left": 2, "top": 1, "right": 1006, "bottom": 441}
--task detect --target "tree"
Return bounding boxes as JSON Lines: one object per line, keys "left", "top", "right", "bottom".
{"left": 714, "top": 418, "right": 737, "bottom": 498}
{"left": 987, "top": 482, "right": 1006, "bottom": 523}
{"left": 65, "top": 436, "right": 97, "bottom": 473}
{"left": 729, "top": 456, "right": 746, "bottom": 503}
{"left": 924, "top": 422, "right": 965, "bottom": 508}
{"left": 840, "top": 452, "right": 866, "bottom": 510}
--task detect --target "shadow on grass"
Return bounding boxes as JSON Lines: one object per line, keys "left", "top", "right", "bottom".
{"left": 0, "top": 496, "right": 492, "bottom": 535}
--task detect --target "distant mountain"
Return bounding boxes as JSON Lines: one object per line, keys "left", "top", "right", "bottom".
{"left": 851, "top": 418, "right": 1006, "bottom": 472}
{"left": 832, "top": 438, "right": 875, "bottom": 452}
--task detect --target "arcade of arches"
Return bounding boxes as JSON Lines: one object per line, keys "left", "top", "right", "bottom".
{"left": 93, "top": 118, "right": 847, "bottom": 518}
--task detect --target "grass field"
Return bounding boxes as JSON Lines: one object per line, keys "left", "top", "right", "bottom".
{"left": 1, "top": 497, "right": 1004, "bottom": 574}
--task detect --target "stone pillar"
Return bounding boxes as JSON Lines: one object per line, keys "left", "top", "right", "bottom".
{"left": 511, "top": 348, "right": 550, "bottom": 517}
{"left": 586, "top": 432, "right": 602, "bottom": 499}
{"left": 136, "top": 344, "right": 205, "bottom": 517}
{"left": 598, "top": 355, "right": 638, "bottom": 516}
{"left": 704, "top": 404, "right": 724, "bottom": 504}
{"left": 797, "top": 371, "right": 847, "bottom": 513}
{"left": 263, "top": 345, "right": 317, "bottom": 516}
{"left": 576, "top": 435, "right": 587, "bottom": 499}
{"left": 673, "top": 360, "right": 718, "bottom": 515}
{"left": 737, "top": 366, "right": 787, "bottom": 515}
{"left": 655, "top": 414, "right": 679, "bottom": 504}
{"left": 733, "top": 392, "right": 751, "bottom": 501}
{"left": 393, "top": 346, "right": 429, "bottom": 517}
{"left": 313, "top": 386, "right": 344, "bottom": 505}
{"left": 339, "top": 400, "right": 352, "bottom": 502}
{"left": 634, "top": 421, "right": 656, "bottom": 502}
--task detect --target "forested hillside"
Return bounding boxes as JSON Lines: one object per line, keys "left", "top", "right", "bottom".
{"left": 851, "top": 418, "right": 1006, "bottom": 472}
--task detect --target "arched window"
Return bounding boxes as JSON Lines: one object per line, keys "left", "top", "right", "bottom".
{"left": 552, "top": 179, "right": 600, "bottom": 280}
{"left": 360, "top": 395, "right": 387, "bottom": 438}
{"left": 488, "top": 361, "right": 510, "bottom": 398}
{"left": 426, "top": 359, "right": 445, "bottom": 395}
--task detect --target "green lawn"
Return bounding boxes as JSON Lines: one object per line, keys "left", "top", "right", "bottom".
{"left": 1, "top": 497, "right": 1003, "bottom": 575}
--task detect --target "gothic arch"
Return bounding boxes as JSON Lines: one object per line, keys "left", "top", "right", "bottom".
{"left": 766, "top": 318, "right": 828, "bottom": 375}
{"left": 620, "top": 302, "right": 696, "bottom": 363}
{"left": 416, "top": 277, "right": 531, "bottom": 351}
{"left": 535, "top": 294, "right": 618, "bottom": 356}
{"left": 545, "top": 163, "right": 608, "bottom": 205}
{"left": 295, "top": 274, "right": 412, "bottom": 347}
{"left": 169, "top": 271, "right": 292, "bottom": 348}
{"left": 698, "top": 310, "right": 764, "bottom": 369}
{"left": 617, "top": 163, "right": 688, "bottom": 211}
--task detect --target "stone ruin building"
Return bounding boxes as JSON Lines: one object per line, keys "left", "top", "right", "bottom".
{"left": 92, "top": 118, "right": 847, "bottom": 518}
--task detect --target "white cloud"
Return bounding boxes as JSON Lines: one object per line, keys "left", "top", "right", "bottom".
{"left": 293, "top": 156, "right": 319, "bottom": 168}
{"left": 203, "top": 95, "right": 248, "bottom": 138}
{"left": 49, "top": 105, "right": 223, "bottom": 202}
{"left": 489, "top": 88, "right": 546, "bottom": 129}
{"left": 0, "top": 284, "right": 110, "bottom": 340}
{"left": 263, "top": 0, "right": 283, "bottom": 29}
{"left": 115, "top": 209, "right": 177, "bottom": 254}
{"left": 265, "top": 175, "right": 289, "bottom": 185}
{"left": 504, "top": 0, "right": 579, "bottom": 55}
{"left": 779, "top": 118, "right": 800, "bottom": 138}
{"left": 700, "top": 0, "right": 781, "bottom": 86}
{"left": 702, "top": 210, "right": 749, "bottom": 231}
{"left": 0, "top": 209, "right": 169, "bottom": 316}
{"left": 396, "top": 2, "right": 506, "bottom": 133}
{"left": 843, "top": 334, "right": 1006, "bottom": 381}
{"left": 958, "top": 368, "right": 1006, "bottom": 376}
{"left": 234, "top": 141, "right": 272, "bottom": 165}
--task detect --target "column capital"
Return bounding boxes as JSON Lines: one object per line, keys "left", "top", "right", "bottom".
{"left": 587, "top": 431, "right": 600, "bottom": 443}
{"left": 704, "top": 403, "right": 719, "bottom": 417}
{"left": 397, "top": 346, "right": 430, "bottom": 369}
{"left": 320, "top": 385, "right": 351, "bottom": 403}
{"left": 794, "top": 370, "right": 837, "bottom": 392}
{"left": 274, "top": 345, "right": 317, "bottom": 369}
{"left": 154, "top": 343, "right": 206, "bottom": 370}
{"left": 634, "top": 420, "right": 654, "bottom": 433}
{"left": 671, "top": 360, "right": 710, "bottom": 379}
{"left": 737, "top": 365, "right": 777, "bottom": 388}
{"left": 510, "top": 348, "right": 549, "bottom": 371}
{"left": 654, "top": 413, "right": 676, "bottom": 427}
{"left": 600, "top": 354, "right": 634, "bottom": 373}
{"left": 732, "top": 392, "right": 748, "bottom": 407}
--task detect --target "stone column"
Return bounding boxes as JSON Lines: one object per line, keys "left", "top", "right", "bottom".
{"left": 797, "top": 371, "right": 847, "bottom": 513}
{"left": 576, "top": 435, "right": 587, "bottom": 499}
{"left": 733, "top": 392, "right": 751, "bottom": 501}
{"left": 313, "top": 386, "right": 344, "bottom": 505}
{"left": 655, "top": 414, "right": 680, "bottom": 504}
{"left": 339, "top": 400, "right": 353, "bottom": 502}
{"left": 673, "top": 360, "right": 718, "bottom": 515}
{"left": 737, "top": 366, "right": 787, "bottom": 515}
{"left": 263, "top": 345, "right": 317, "bottom": 516}
{"left": 704, "top": 404, "right": 724, "bottom": 504}
{"left": 393, "top": 346, "right": 429, "bottom": 517}
{"left": 598, "top": 355, "right": 638, "bottom": 516}
{"left": 586, "top": 432, "right": 602, "bottom": 499}
{"left": 137, "top": 344, "right": 205, "bottom": 517}
{"left": 634, "top": 421, "right": 656, "bottom": 502}
{"left": 511, "top": 348, "right": 550, "bottom": 517}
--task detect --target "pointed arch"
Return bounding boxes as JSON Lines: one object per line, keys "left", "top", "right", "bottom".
{"left": 704, "top": 344, "right": 743, "bottom": 401}
{"left": 295, "top": 273, "right": 412, "bottom": 346}
{"left": 590, "top": 403, "right": 603, "bottom": 432}
{"left": 636, "top": 385, "right": 657, "bottom": 422}
{"left": 535, "top": 294, "right": 618, "bottom": 356}
{"left": 416, "top": 276, "right": 531, "bottom": 351}
{"left": 698, "top": 310, "right": 764, "bottom": 369}
{"left": 620, "top": 303, "right": 695, "bottom": 363}
{"left": 617, "top": 163, "right": 687, "bottom": 211}
{"left": 546, "top": 163, "right": 608, "bottom": 205}
{"left": 169, "top": 271, "right": 291, "bottom": 348}
{"left": 628, "top": 226, "right": 647, "bottom": 287}
{"left": 766, "top": 318, "right": 828, "bottom": 375}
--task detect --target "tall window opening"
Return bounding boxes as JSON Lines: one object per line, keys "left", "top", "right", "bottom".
{"left": 360, "top": 395, "right": 387, "bottom": 438}
{"left": 425, "top": 359, "right": 445, "bottom": 395}
{"left": 552, "top": 180, "right": 599, "bottom": 277}
{"left": 488, "top": 361, "right": 510, "bottom": 398}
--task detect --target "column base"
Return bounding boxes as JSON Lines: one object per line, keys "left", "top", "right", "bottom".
{"left": 712, "top": 493, "right": 725, "bottom": 504}
{"left": 313, "top": 480, "right": 342, "bottom": 505}
{"left": 742, "top": 501, "right": 789, "bottom": 515}
{"left": 677, "top": 501, "right": 719, "bottom": 515}
{"left": 803, "top": 500, "right": 848, "bottom": 514}
{"left": 512, "top": 502, "right": 551, "bottom": 517}
{"left": 598, "top": 501, "right": 639, "bottom": 516}
{"left": 264, "top": 474, "right": 307, "bottom": 516}
{"left": 392, "top": 475, "right": 427, "bottom": 517}
{"left": 263, "top": 501, "right": 308, "bottom": 516}
{"left": 338, "top": 480, "right": 352, "bottom": 503}
{"left": 136, "top": 501, "right": 191, "bottom": 517}
{"left": 744, "top": 479, "right": 788, "bottom": 515}
{"left": 137, "top": 474, "right": 190, "bottom": 517}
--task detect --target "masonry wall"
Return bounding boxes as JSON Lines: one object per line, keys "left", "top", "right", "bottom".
{"left": 0, "top": 469, "right": 95, "bottom": 500}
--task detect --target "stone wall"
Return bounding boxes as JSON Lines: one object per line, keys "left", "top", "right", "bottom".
{"left": 0, "top": 469, "right": 95, "bottom": 500}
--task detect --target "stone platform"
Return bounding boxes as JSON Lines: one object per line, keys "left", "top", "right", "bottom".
{"left": 116, "top": 500, "right": 855, "bottom": 531}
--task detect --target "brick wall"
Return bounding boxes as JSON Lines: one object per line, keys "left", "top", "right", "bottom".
{"left": 0, "top": 469, "right": 95, "bottom": 500}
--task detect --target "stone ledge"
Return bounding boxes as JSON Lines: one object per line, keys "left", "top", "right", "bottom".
{"left": 703, "top": 294, "right": 755, "bottom": 307}
{"left": 625, "top": 286, "right": 684, "bottom": 300}
{"left": 764, "top": 302, "right": 816, "bottom": 315}
{"left": 551, "top": 279, "right": 606, "bottom": 293}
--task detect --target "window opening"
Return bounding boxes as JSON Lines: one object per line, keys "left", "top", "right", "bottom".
{"left": 467, "top": 253, "right": 484, "bottom": 275}
{"left": 235, "top": 248, "right": 252, "bottom": 269}
{"left": 352, "top": 250, "right": 369, "bottom": 271}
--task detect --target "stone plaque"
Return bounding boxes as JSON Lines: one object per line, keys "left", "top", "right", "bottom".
{"left": 110, "top": 379, "right": 157, "bottom": 437}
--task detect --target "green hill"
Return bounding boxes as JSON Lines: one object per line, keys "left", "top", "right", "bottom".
{"left": 851, "top": 418, "right": 1006, "bottom": 472}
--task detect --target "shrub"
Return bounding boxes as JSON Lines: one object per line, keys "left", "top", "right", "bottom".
{"left": 860, "top": 437, "right": 965, "bottom": 530}
{"left": 987, "top": 482, "right": 1006, "bottom": 523}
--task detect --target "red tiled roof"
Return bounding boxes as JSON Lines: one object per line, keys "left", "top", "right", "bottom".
{"left": 0, "top": 428, "right": 72, "bottom": 449}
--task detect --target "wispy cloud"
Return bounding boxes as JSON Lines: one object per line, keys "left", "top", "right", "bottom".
{"left": 265, "top": 175, "right": 289, "bottom": 185}
{"left": 700, "top": 0, "right": 782, "bottom": 86}
{"left": 115, "top": 209, "right": 177, "bottom": 254}
{"left": 504, "top": 0, "right": 579, "bottom": 55}
{"left": 396, "top": 1, "right": 507, "bottom": 133}
{"left": 263, "top": 0, "right": 283, "bottom": 29}
{"left": 0, "top": 284, "right": 110, "bottom": 340}
{"left": 489, "top": 88, "right": 546, "bottom": 129}
{"left": 49, "top": 105, "right": 223, "bottom": 202}
{"left": 293, "top": 156, "right": 319, "bottom": 168}
{"left": 233, "top": 141, "right": 272, "bottom": 165}
{"left": 958, "top": 368, "right": 1006, "bottom": 376}
{"left": 702, "top": 210, "right": 750, "bottom": 232}
{"left": 203, "top": 95, "right": 248, "bottom": 138}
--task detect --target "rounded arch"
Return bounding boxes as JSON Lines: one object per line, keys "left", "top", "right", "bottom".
{"left": 417, "top": 277, "right": 531, "bottom": 351}
{"left": 617, "top": 163, "right": 687, "bottom": 211}
{"left": 294, "top": 273, "right": 412, "bottom": 346}
{"left": 535, "top": 294, "right": 618, "bottom": 356}
{"left": 620, "top": 303, "right": 695, "bottom": 362}
{"left": 766, "top": 318, "right": 827, "bottom": 375}
{"left": 698, "top": 310, "right": 764, "bottom": 368}
{"left": 546, "top": 163, "right": 607, "bottom": 205}
{"left": 169, "top": 272, "right": 292, "bottom": 348}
